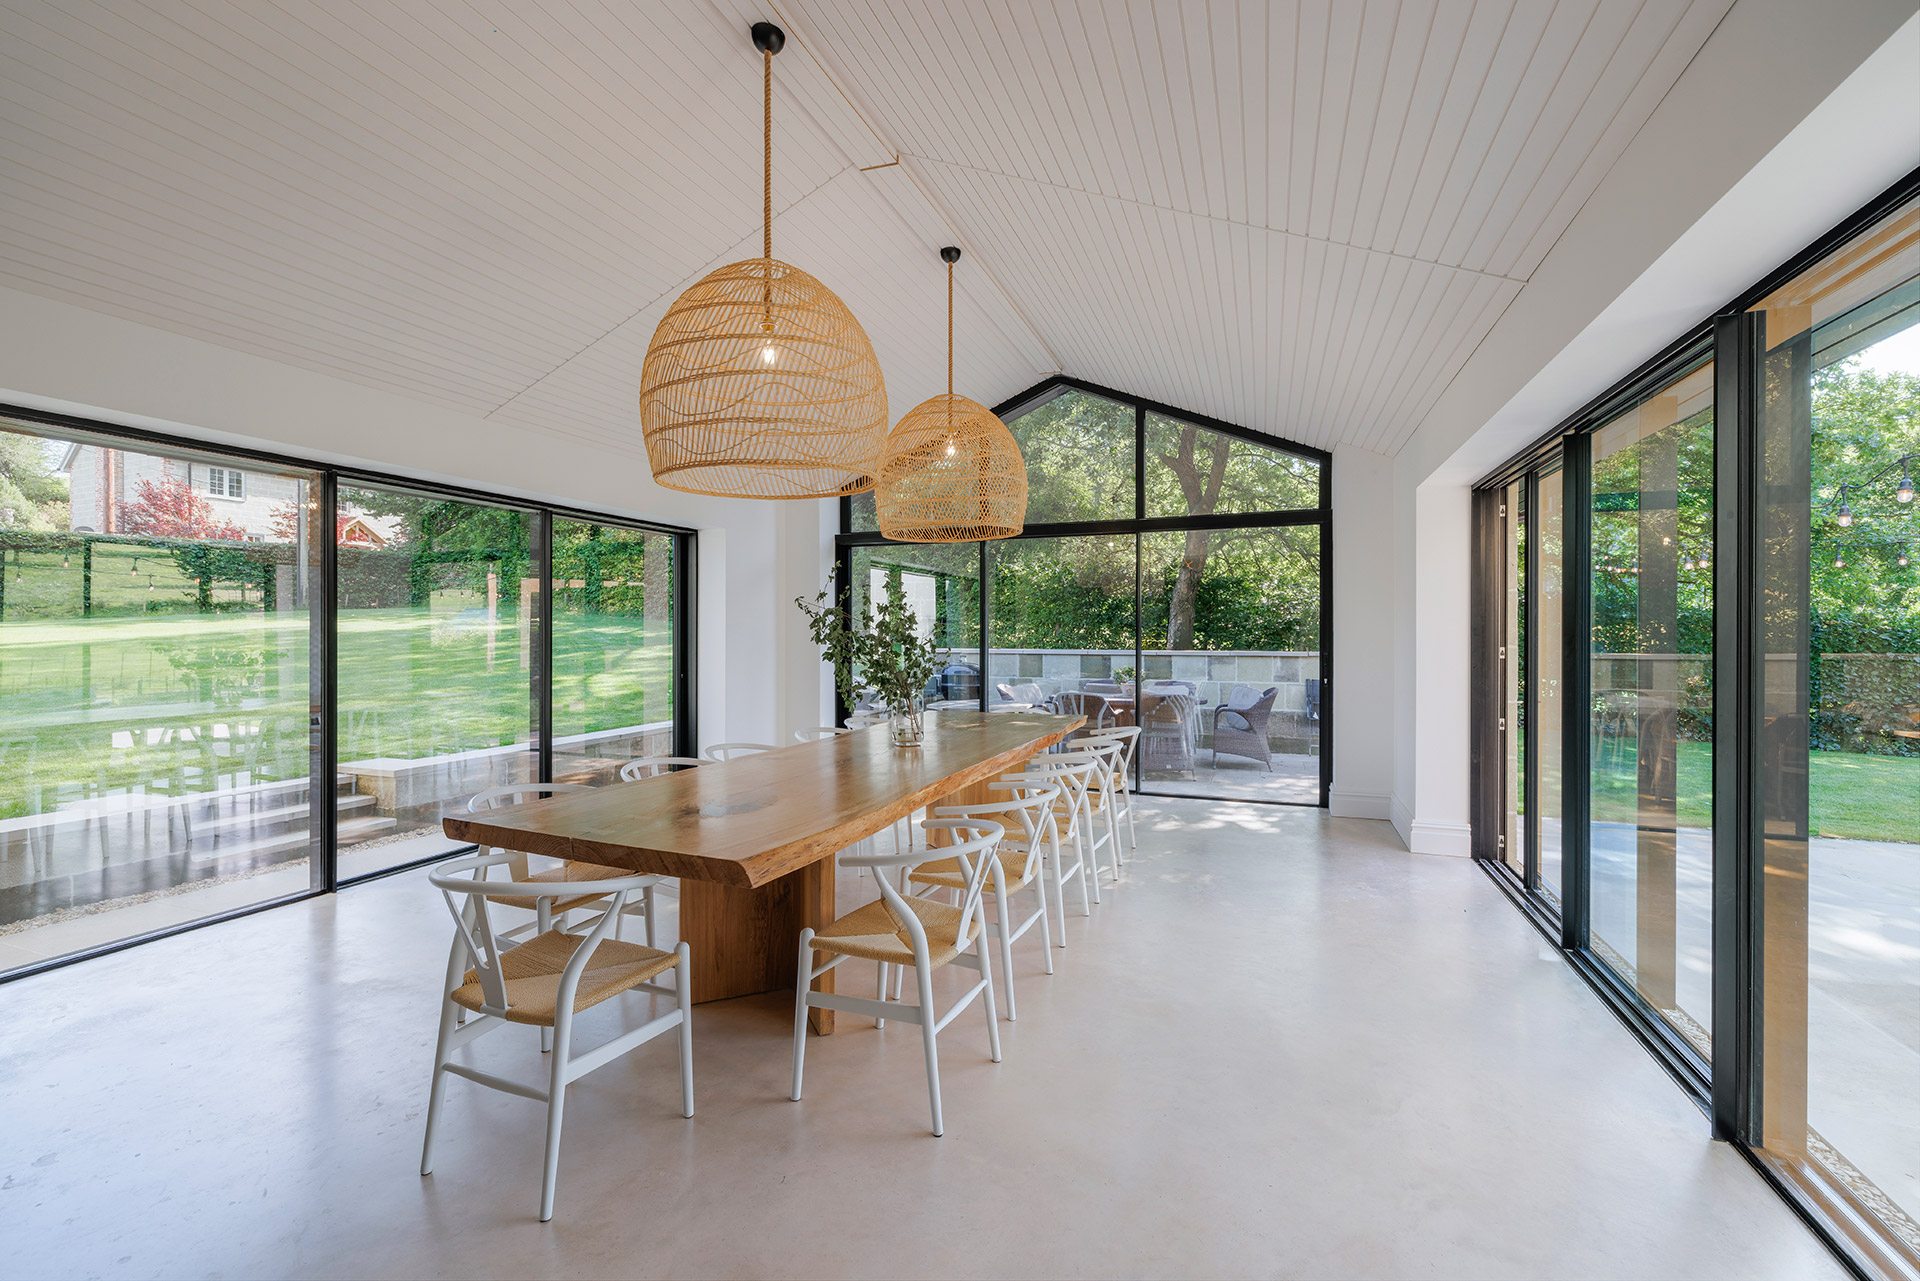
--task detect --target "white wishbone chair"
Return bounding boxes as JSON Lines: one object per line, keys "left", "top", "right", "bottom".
{"left": 1075, "top": 736, "right": 1127, "bottom": 881}
{"left": 907, "top": 783, "right": 1059, "bottom": 1020}
{"left": 790, "top": 820, "right": 1005, "bottom": 1136}
{"left": 793, "top": 726, "right": 847, "bottom": 742}
{"left": 1021, "top": 749, "right": 1114, "bottom": 911}
{"left": 466, "top": 784, "right": 661, "bottom": 949}
{"left": 618, "top": 756, "right": 705, "bottom": 780}
{"left": 420, "top": 852, "right": 692, "bottom": 1222}
{"left": 1082, "top": 725, "right": 1140, "bottom": 854}
{"left": 703, "top": 741, "right": 776, "bottom": 761}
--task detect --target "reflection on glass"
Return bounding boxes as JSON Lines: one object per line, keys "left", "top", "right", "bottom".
{"left": 0, "top": 422, "right": 318, "bottom": 974}
{"left": 1587, "top": 362, "right": 1715, "bottom": 1058}
{"left": 1750, "top": 196, "right": 1920, "bottom": 1259}
{"left": 335, "top": 485, "right": 534, "bottom": 876}
{"left": 1536, "top": 464, "right": 1565, "bottom": 904}
{"left": 1145, "top": 413, "right": 1319, "bottom": 517}
{"left": 1139, "top": 528, "right": 1321, "bottom": 802}
{"left": 852, "top": 543, "right": 980, "bottom": 709}
{"left": 1503, "top": 479, "right": 1526, "bottom": 876}
{"left": 551, "top": 520, "right": 676, "bottom": 784}
{"left": 988, "top": 535, "right": 1132, "bottom": 730}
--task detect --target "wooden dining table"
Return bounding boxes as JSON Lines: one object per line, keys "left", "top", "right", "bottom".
{"left": 442, "top": 709, "right": 1083, "bottom": 1034}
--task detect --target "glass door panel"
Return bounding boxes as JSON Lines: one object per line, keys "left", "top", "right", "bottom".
{"left": 1750, "top": 196, "right": 1920, "bottom": 1256}
{"left": 852, "top": 542, "right": 981, "bottom": 711}
{"left": 1536, "top": 463, "right": 1565, "bottom": 905}
{"left": 987, "top": 535, "right": 1132, "bottom": 728}
{"left": 0, "top": 421, "right": 320, "bottom": 974}
{"left": 1138, "top": 527, "right": 1322, "bottom": 802}
{"left": 1587, "top": 362, "right": 1715, "bottom": 1060}
{"left": 334, "top": 485, "right": 535, "bottom": 878}
{"left": 551, "top": 520, "right": 676, "bottom": 784}
{"left": 1503, "top": 479, "right": 1526, "bottom": 876}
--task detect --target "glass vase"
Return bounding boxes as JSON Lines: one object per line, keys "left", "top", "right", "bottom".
{"left": 889, "top": 695, "right": 925, "bottom": 747}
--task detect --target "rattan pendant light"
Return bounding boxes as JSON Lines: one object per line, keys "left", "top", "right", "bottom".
{"left": 637, "top": 22, "right": 888, "bottom": 500}
{"left": 876, "top": 248, "right": 1027, "bottom": 541}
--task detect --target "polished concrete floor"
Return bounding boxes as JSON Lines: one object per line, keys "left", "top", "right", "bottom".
{"left": 0, "top": 799, "right": 1844, "bottom": 1280}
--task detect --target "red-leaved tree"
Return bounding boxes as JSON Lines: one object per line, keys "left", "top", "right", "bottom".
{"left": 121, "top": 477, "right": 248, "bottom": 541}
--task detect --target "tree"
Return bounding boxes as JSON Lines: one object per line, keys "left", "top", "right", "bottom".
{"left": 0, "top": 434, "right": 69, "bottom": 531}
{"left": 120, "top": 477, "right": 247, "bottom": 540}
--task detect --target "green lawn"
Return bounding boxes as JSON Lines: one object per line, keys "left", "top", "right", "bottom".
{"left": 1590, "top": 737, "right": 1917, "bottom": 843}
{"left": 0, "top": 603, "right": 674, "bottom": 813}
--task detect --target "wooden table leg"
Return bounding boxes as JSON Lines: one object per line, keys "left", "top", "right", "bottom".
{"left": 678, "top": 855, "right": 838, "bottom": 1034}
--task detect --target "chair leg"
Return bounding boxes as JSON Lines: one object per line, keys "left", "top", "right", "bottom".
{"left": 1033, "top": 876, "right": 1055, "bottom": 973}
{"left": 996, "top": 897, "right": 1018, "bottom": 1021}
{"left": 419, "top": 996, "right": 459, "bottom": 1177}
{"left": 790, "top": 929, "right": 815, "bottom": 1101}
{"left": 675, "top": 943, "right": 694, "bottom": 1118}
{"left": 874, "top": 960, "right": 888, "bottom": 1029}
{"left": 537, "top": 900, "right": 555, "bottom": 1054}
{"left": 976, "top": 935, "right": 1002, "bottom": 1062}
{"left": 644, "top": 887, "right": 658, "bottom": 950}
{"left": 539, "top": 1013, "right": 573, "bottom": 1222}
{"left": 915, "top": 959, "right": 944, "bottom": 1137}
{"left": 1125, "top": 794, "right": 1137, "bottom": 849}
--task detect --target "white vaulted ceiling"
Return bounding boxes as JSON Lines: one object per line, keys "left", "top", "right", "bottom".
{"left": 0, "top": 0, "right": 1733, "bottom": 459}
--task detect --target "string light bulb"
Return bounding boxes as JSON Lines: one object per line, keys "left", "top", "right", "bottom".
{"left": 1835, "top": 500, "right": 1853, "bottom": 527}
{"left": 1899, "top": 473, "right": 1915, "bottom": 503}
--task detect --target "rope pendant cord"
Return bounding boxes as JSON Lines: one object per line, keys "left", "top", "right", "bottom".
{"left": 762, "top": 47, "right": 773, "bottom": 331}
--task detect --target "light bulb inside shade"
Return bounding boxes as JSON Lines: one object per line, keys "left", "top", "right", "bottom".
{"left": 944, "top": 438, "right": 956, "bottom": 458}
{"left": 760, "top": 343, "right": 780, "bottom": 366}
{"left": 1835, "top": 555, "right": 1846, "bottom": 568}
{"left": 1900, "top": 554, "right": 1910, "bottom": 567}
{"left": 1899, "top": 475, "right": 1914, "bottom": 503}
{"left": 1836, "top": 503, "right": 1853, "bottom": 527}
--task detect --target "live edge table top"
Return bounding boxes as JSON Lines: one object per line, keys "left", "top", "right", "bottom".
{"left": 441, "top": 711, "right": 1084, "bottom": 890}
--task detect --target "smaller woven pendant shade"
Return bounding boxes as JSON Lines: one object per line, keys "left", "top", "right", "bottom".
{"left": 877, "top": 248, "right": 1027, "bottom": 541}
{"left": 878, "top": 394, "right": 1027, "bottom": 541}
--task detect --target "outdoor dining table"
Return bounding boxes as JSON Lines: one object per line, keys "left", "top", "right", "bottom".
{"left": 442, "top": 709, "right": 1083, "bottom": 1034}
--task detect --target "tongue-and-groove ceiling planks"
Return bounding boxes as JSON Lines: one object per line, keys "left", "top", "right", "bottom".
{"left": 0, "top": 0, "right": 1731, "bottom": 459}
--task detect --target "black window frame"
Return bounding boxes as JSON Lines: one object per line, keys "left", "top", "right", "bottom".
{"left": 1469, "top": 163, "right": 1920, "bottom": 1281}
{"left": 0, "top": 399, "right": 697, "bottom": 983}
{"left": 837, "top": 375, "right": 1333, "bottom": 809}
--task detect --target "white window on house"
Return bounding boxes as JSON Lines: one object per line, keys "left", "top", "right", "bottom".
{"left": 204, "top": 466, "right": 244, "bottom": 499}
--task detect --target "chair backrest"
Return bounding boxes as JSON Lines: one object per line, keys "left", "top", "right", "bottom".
{"left": 794, "top": 727, "right": 849, "bottom": 742}
{"left": 428, "top": 851, "right": 647, "bottom": 1017}
{"left": 1082, "top": 724, "right": 1140, "bottom": 779}
{"left": 937, "top": 783, "right": 1060, "bottom": 855}
{"left": 467, "top": 783, "right": 593, "bottom": 812}
{"left": 618, "top": 756, "right": 705, "bottom": 781}
{"left": 1015, "top": 749, "right": 1104, "bottom": 824}
{"left": 704, "top": 742, "right": 776, "bottom": 761}
{"left": 1142, "top": 692, "right": 1194, "bottom": 727}
{"left": 1055, "top": 691, "right": 1112, "bottom": 728}
{"left": 844, "top": 712, "right": 887, "bottom": 729}
{"left": 841, "top": 820, "right": 1005, "bottom": 955}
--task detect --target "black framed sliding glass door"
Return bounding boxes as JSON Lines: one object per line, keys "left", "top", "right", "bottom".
{"left": 0, "top": 404, "right": 694, "bottom": 982}
{"left": 1472, "top": 174, "right": 1920, "bottom": 1277}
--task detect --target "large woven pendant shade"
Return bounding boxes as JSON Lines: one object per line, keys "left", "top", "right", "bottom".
{"left": 877, "top": 248, "right": 1027, "bottom": 541}
{"left": 637, "top": 23, "right": 887, "bottom": 500}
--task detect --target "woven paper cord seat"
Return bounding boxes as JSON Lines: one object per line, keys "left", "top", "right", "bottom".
{"left": 450, "top": 929, "right": 678, "bottom": 1027}
{"left": 810, "top": 895, "right": 981, "bottom": 967}
{"left": 909, "top": 845, "right": 1038, "bottom": 892}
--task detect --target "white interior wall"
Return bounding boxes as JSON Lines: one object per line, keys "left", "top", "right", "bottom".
{"left": 0, "top": 282, "right": 816, "bottom": 751}
{"left": 1386, "top": 0, "right": 1919, "bottom": 853}
{"left": 1329, "top": 443, "right": 1395, "bottom": 819}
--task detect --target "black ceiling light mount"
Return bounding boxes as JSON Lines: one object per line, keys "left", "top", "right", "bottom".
{"left": 750, "top": 21, "right": 784, "bottom": 54}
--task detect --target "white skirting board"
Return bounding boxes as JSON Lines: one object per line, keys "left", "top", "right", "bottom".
{"left": 1388, "top": 795, "right": 1472, "bottom": 857}
{"left": 1328, "top": 789, "right": 1391, "bottom": 820}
